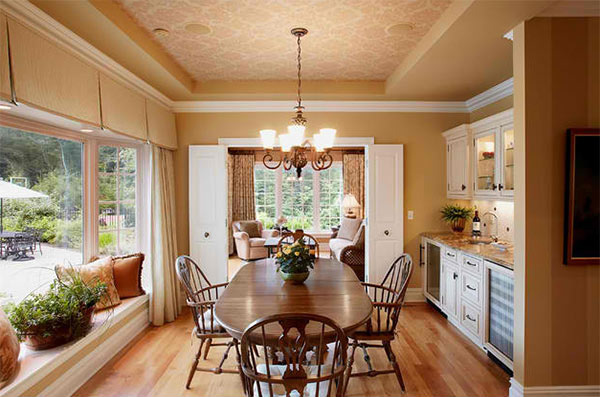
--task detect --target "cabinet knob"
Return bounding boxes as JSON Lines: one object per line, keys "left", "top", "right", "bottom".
{"left": 498, "top": 183, "right": 504, "bottom": 191}
{"left": 453, "top": 272, "right": 458, "bottom": 280}
{"left": 384, "top": 230, "right": 390, "bottom": 236}
{"left": 461, "top": 184, "right": 466, "bottom": 191}
{"left": 492, "top": 184, "right": 498, "bottom": 191}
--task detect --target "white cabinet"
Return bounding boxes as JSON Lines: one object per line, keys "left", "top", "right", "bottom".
{"left": 470, "top": 109, "right": 514, "bottom": 200}
{"left": 441, "top": 260, "right": 459, "bottom": 319}
{"left": 443, "top": 125, "right": 471, "bottom": 199}
{"left": 443, "top": 109, "right": 513, "bottom": 201}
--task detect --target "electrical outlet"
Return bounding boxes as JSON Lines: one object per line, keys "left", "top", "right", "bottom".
{"left": 407, "top": 210, "right": 414, "bottom": 220}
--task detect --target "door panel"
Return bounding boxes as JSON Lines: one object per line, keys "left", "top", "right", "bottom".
{"left": 367, "top": 145, "right": 404, "bottom": 284}
{"left": 189, "top": 146, "right": 228, "bottom": 284}
{"left": 442, "top": 261, "right": 459, "bottom": 318}
{"left": 448, "top": 137, "right": 468, "bottom": 195}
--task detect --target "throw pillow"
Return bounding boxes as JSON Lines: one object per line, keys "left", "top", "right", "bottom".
{"left": 112, "top": 253, "right": 146, "bottom": 299}
{"left": 55, "top": 257, "right": 121, "bottom": 310}
{"left": 337, "top": 217, "right": 362, "bottom": 241}
{"left": 351, "top": 224, "right": 365, "bottom": 249}
{"left": 238, "top": 221, "right": 261, "bottom": 238}
{"left": 0, "top": 307, "right": 19, "bottom": 388}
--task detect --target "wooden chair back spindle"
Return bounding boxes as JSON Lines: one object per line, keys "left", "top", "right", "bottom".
{"left": 240, "top": 313, "right": 347, "bottom": 397}
{"left": 277, "top": 230, "right": 320, "bottom": 259}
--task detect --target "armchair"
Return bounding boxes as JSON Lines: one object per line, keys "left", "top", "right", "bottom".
{"left": 232, "top": 220, "right": 278, "bottom": 261}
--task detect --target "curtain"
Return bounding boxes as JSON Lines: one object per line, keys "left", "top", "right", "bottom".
{"left": 228, "top": 153, "right": 256, "bottom": 255}
{"left": 343, "top": 153, "right": 365, "bottom": 219}
{"left": 149, "top": 145, "right": 182, "bottom": 326}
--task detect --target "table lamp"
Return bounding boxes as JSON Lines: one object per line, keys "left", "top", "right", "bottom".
{"left": 342, "top": 194, "right": 360, "bottom": 218}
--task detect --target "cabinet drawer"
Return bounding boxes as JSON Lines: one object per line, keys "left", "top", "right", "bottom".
{"left": 462, "top": 254, "right": 482, "bottom": 275}
{"left": 460, "top": 300, "right": 482, "bottom": 338}
{"left": 461, "top": 272, "right": 482, "bottom": 306}
{"left": 444, "top": 247, "right": 458, "bottom": 263}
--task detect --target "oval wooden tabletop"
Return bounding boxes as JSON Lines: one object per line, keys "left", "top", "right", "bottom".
{"left": 214, "top": 258, "right": 373, "bottom": 340}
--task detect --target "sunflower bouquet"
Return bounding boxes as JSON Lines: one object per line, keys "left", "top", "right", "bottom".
{"left": 275, "top": 240, "right": 314, "bottom": 283}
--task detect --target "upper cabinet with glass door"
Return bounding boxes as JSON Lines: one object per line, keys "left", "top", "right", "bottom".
{"left": 443, "top": 109, "right": 513, "bottom": 201}
{"left": 470, "top": 109, "right": 514, "bottom": 200}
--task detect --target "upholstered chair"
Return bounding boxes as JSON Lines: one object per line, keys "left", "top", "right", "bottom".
{"left": 232, "top": 220, "right": 279, "bottom": 261}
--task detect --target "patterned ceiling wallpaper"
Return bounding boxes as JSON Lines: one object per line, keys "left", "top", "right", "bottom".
{"left": 114, "top": 0, "right": 452, "bottom": 81}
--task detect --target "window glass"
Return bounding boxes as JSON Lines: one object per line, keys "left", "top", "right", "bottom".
{"left": 253, "top": 162, "right": 344, "bottom": 232}
{"left": 98, "top": 146, "right": 137, "bottom": 255}
{"left": 319, "top": 164, "right": 343, "bottom": 230}
{"left": 0, "top": 126, "right": 83, "bottom": 303}
{"left": 254, "top": 165, "right": 276, "bottom": 229}
{"left": 282, "top": 168, "right": 314, "bottom": 230}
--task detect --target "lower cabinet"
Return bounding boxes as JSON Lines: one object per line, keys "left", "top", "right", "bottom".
{"left": 422, "top": 237, "right": 514, "bottom": 371}
{"left": 441, "top": 260, "right": 459, "bottom": 320}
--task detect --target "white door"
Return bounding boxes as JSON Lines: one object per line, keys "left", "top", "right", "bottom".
{"left": 366, "top": 145, "right": 404, "bottom": 284}
{"left": 189, "top": 146, "right": 228, "bottom": 284}
{"left": 447, "top": 137, "right": 469, "bottom": 196}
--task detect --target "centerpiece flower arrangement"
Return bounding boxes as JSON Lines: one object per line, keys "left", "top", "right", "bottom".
{"left": 276, "top": 240, "right": 314, "bottom": 284}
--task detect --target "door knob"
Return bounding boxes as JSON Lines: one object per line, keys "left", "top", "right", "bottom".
{"left": 204, "top": 232, "right": 210, "bottom": 238}
{"left": 384, "top": 230, "right": 390, "bottom": 236}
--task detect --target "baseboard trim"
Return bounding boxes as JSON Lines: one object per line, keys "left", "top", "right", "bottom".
{"left": 39, "top": 309, "right": 149, "bottom": 397}
{"left": 510, "top": 378, "right": 600, "bottom": 397}
{"left": 405, "top": 287, "right": 425, "bottom": 303}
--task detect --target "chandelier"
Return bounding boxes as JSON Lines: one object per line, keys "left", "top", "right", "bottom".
{"left": 260, "top": 27, "right": 336, "bottom": 179}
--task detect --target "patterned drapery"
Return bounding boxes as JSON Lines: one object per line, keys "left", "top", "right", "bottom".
{"left": 343, "top": 153, "right": 365, "bottom": 219}
{"left": 228, "top": 153, "right": 256, "bottom": 254}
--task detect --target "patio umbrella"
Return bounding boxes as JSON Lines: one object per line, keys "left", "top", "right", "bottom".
{"left": 0, "top": 180, "right": 49, "bottom": 233}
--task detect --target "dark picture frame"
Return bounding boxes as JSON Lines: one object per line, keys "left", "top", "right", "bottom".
{"left": 564, "top": 128, "right": 600, "bottom": 265}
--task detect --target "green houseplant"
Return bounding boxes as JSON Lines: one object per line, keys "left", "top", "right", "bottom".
{"left": 441, "top": 204, "right": 474, "bottom": 233}
{"left": 5, "top": 272, "right": 106, "bottom": 350}
{"left": 275, "top": 240, "right": 314, "bottom": 284}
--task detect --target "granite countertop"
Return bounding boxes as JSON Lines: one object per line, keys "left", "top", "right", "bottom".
{"left": 421, "top": 232, "right": 514, "bottom": 270}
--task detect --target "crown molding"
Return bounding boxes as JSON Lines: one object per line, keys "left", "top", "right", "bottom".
{"left": 0, "top": 0, "right": 173, "bottom": 109}
{"left": 465, "top": 78, "right": 514, "bottom": 112}
{"left": 172, "top": 100, "right": 469, "bottom": 113}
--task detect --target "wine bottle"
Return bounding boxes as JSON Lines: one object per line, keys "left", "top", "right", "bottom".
{"left": 472, "top": 210, "right": 481, "bottom": 237}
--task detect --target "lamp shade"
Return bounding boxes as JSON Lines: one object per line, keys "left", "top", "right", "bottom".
{"left": 342, "top": 193, "right": 360, "bottom": 209}
{"left": 287, "top": 124, "right": 305, "bottom": 147}
{"left": 260, "top": 129, "right": 276, "bottom": 149}
{"left": 319, "top": 128, "right": 336, "bottom": 148}
{"left": 279, "top": 133, "right": 293, "bottom": 152}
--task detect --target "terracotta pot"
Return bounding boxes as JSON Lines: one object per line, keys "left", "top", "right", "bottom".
{"left": 23, "top": 306, "right": 95, "bottom": 350}
{"left": 451, "top": 218, "right": 466, "bottom": 233}
{"left": 279, "top": 271, "right": 310, "bottom": 284}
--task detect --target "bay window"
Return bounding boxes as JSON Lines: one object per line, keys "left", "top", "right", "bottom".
{"left": 254, "top": 163, "right": 343, "bottom": 232}
{"left": 0, "top": 121, "right": 147, "bottom": 305}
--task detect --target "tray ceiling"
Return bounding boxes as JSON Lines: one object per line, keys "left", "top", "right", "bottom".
{"left": 114, "top": 0, "right": 452, "bottom": 82}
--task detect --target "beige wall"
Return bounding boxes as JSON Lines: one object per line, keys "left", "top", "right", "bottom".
{"left": 469, "top": 95, "right": 513, "bottom": 123}
{"left": 514, "top": 17, "right": 599, "bottom": 387}
{"left": 174, "top": 112, "right": 468, "bottom": 288}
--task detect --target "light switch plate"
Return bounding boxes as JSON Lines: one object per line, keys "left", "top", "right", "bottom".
{"left": 407, "top": 210, "right": 414, "bottom": 220}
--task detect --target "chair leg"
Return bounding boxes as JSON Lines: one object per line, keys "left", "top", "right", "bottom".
{"left": 203, "top": 338, "right": 212, "bottom": 360}
{"left": 342, "top": 339, "right": 358, "bottom": 396}
{"left": 233, "top": 339, "right": 248, "bottom": 396}
{"left": 186, "top": 338, "right": 205, "bottom": 389}
{"left": 383, "top": 341, "right": 405, "bottom": 392}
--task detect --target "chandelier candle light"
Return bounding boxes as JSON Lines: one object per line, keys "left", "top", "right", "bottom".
{"left": 260, "top": 28, "right": 336, "bottom": 178}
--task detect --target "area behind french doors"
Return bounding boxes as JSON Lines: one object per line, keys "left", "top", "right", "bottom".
{"left": 189, "top": 139, "right": 404, "bottom": 284}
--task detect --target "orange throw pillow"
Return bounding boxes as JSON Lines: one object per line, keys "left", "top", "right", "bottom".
{"left": 55, "top": 257, "right": 121, "bottom": 310}
{"left": 112, "top": 253, "right": 146, "bottom": 299}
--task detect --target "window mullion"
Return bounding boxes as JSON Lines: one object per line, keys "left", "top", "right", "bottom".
{"left": 275, "top": 167, "right": 282, "bottom": 219}
{"left": 313, "top": 171, "right": 320, "bottom": 232}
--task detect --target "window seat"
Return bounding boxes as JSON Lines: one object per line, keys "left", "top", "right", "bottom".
{"left": 0, "top": 295, "right": 149, "bottom": 397}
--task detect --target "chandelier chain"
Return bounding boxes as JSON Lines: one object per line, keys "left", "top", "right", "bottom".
{"left": 297, "top": 33, "right": 302, "bottom": 109}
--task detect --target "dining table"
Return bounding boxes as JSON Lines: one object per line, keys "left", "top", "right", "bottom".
{"left": 214, "top": 257, "right": 373, "bottom": 341}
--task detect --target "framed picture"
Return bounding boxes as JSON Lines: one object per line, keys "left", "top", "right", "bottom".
{"left": 564, "top": 128, "right": 600, "bottom": 265}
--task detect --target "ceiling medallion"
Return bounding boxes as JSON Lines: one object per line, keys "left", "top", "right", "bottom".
{"left": 260, "top": 27, "right": 336, "bottom": 179}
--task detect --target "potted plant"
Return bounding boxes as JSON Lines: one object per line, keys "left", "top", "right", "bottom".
{"left": 275, "top": 240, "right": 314, "bottom": 284}
{"left": 5, "top": 272, "right": 106, "bottom": 350}
{"left": 441, "top": 204, "right": 474, "bottom": 233}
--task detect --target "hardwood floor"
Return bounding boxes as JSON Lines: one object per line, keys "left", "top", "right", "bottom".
{"left": 75, "top": 303, "right": 510, "bottom": 397}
